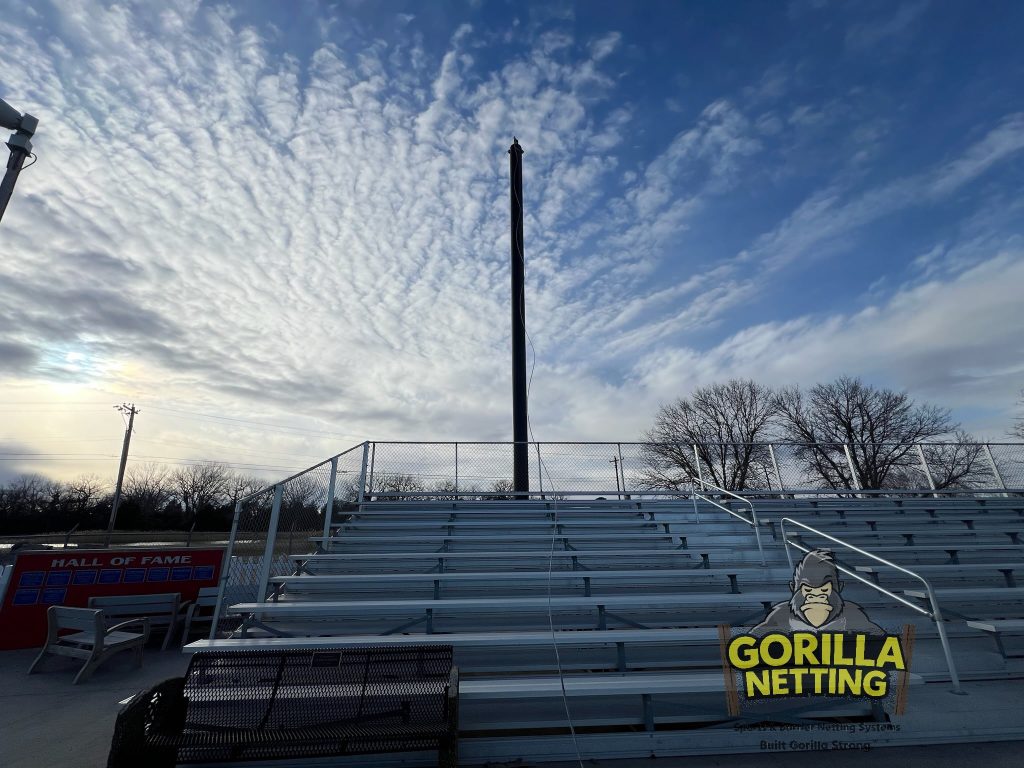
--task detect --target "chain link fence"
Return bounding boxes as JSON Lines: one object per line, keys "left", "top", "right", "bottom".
{"left": 211, "top": 444, "right": 365, "bottom": 636}
{"left": 359, "top": 441, "right": 1024, "bottom": 498}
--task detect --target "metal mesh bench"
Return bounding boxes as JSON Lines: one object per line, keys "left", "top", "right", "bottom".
{"left": 107, "top": 645, "right": 458, "bottom": 767}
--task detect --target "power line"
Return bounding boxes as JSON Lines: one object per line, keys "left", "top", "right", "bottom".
{"left": 0, "top": 457, "right": 119, "bottom": 462}
{"left": 0, "top": 401, "right": 364, "bottom": 442}
{"left": 0, "top": 454, "right": 119, "bottom": 459}
{"left": 132, "top": 437, "right": 325, "bottom": 462}
{"left": 0, "top": 408, "right": 115, "bottom": 413}
{"left": 141, "top": 405, "right": 362, "bottom": 440}
{"left": 0, "top": 437, "right": 122, "bottom": 443}
{"left": 0, "top": 403, "right": 115, "bottom": 409}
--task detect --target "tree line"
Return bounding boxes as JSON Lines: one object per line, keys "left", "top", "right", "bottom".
{"left": 2, "top": 379, "right": 1020, "bottom": 534}
{"left": 639, "top": 376, "right": 1016, "bottom": 492}
{"left": 0, "top": 464, "right": 543, "bottom": 536}
{"left": 0, "top": 463, "right": 270, "bottom": 536}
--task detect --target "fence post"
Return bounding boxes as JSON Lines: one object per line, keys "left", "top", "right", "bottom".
{"left": 843, "top": 444, "right": 862, "bottom": 491}
{"left": 618, "top": 443, "right": 630, "bottom": 499}
{"left": 367, "top": 442, "right": 377, "bottom": 501}
{"left": 209, "top": 500, "right": 243, "bottom": 640}
{"left": 983, "top": 444, "right": 1009, "bottom": 496}
{"left": 322, "top": 457, "right": 339, "bottom": 543}
{"left": 535, "top": 442, "right": 544, "bottom": 497}
{"left": 454, "top": 442, "right": 459, "bottom": 496}
{"left": 768, "top": 444, "right": 785, "bottom": 496}
{"left": 916, "top": 444, "right": 939, "bottom": 498}
{"left": 255, "top": 484, "right": 284, "bottom": 603}
{"left": 693, "top": 444, "right": 704, "bottom": 488}
{"left": 357, "top": 442, "right": 370, "bottom": 503}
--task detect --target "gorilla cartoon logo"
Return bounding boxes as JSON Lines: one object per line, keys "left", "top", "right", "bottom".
{"left": 752, "top": 549, "right": 883, "bottom": 635}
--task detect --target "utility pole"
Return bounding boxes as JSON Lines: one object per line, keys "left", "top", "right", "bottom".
{"left": 610, "top": 457, "right": 622, "bottom": 499}
{"left": 509, "top": 137, "right": 529, "bottom": 498}
{"left": 106, "top": 404, "right": 139, "bottom": 546}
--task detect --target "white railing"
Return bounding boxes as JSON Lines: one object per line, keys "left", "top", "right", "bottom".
{"left": 780, "top": 517, "right": 963, "bottom": 694}
{"left": 690, "top": 476, "right": 766, "bottom": 566}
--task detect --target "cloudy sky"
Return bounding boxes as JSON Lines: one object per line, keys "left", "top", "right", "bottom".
{"left": 1, "top": 0, "right": 1023, "bottom": 483}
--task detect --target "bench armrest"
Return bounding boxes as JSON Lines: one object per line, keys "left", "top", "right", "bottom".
{"left": 107, "top": 617, "right": 152, "bottom": 644}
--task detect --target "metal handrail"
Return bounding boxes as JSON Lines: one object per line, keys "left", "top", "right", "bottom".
{"left": 691, "top": 477, "right": 766, "bottom": 566}
{"left": 780, "top": 516, "right": 963, "bottom": 694}
{"left": 208, "top": 442, "right": 366, "bottom": 641}
{"left": 234, "top": 441, "right": 367, "bottom": 507}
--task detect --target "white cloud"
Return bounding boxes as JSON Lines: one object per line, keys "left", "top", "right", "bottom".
{"left": 845, "top": 1, "right": 930, "bottom": 50}
{"left": 589, "top": 32, "right": 621, "bottom": 62}
{"left": 626, "top": 249, "right": 1024, "bottom": 437}
{"left": 0, "top": 1, "right": 1020, "bottom": 485}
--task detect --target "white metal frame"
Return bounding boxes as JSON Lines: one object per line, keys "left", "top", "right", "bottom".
{"left": 779, "top": 516, "right": 963, "bottom": 694}
{"left": 691, "top": 476, "right": 766, "bottom": 566}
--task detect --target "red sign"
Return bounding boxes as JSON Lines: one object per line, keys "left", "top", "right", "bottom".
{"left": 0, "top": 547, "right": 224, "bottom": 650}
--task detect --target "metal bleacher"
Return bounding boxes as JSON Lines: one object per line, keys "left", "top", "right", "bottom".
{"left": 185, "top": 444, "right": 1024, "bottom": 763}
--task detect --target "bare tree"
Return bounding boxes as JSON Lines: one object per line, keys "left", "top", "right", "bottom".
{"left": 367, "top": 472, "right": 425, "bottom": 501}
{"left": 1012, "top": 389, "right": 1024, "bottom": 440}
{"left": 0, "top": 474, "right": 59, "bottom": 531}
{"left": 483, "top": 478, "right": 515, "bottom": 500}
{"left": 122, "top": 463, "right": 176, "bottom": 522}
{"left": 226, "top": 474, "right": 266, "bottom": 506}
{"left": 775, "top": 376, "right": 956, "bottom": 490}
{"left": 172, "top": 463, "right": 230, "bottom": 526}
{"left": 639, "top": 379, "right": 778, "bottom": 491}
{"left": 65, "top": 475, "right": 110, "bottom": 511}
{"left": 920, "top": 432, "right": 990, "bottom": 490}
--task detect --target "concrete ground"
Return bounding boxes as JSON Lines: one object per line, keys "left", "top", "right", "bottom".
{"left": 1, "top": 646, "right": 190, "bottom": 768}
{"left": 2, "top": 646, "right": 1023, "bottom": 768}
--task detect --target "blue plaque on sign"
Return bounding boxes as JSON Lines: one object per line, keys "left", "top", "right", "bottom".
{"left": 19, "top": 571, "right": 44, "bottom": 588}
{"left": 46, "top": 571, "right": 71, "bottom": 587}
{"left": 13, "top": 589, "right": 39, "bottom": 606}
{"left": 41, "top": 588, "right": 66, "bottom": 604}
{"left": 124, "top": 568, "right": 146, "bottom": 583}
{"left": 73, "top": 570, "right": 98, "bottom": 586}
{"left": 147, "top": 568, "right": 169, "bottom": 582}
{"left": 98, "top": 569, "right": 122, "bottom": 584}
{"left": 171, "top": 567, "right": 193, "bottom": 581}
{"left": 193, "top": 566, "right": 214, "bottom": 580}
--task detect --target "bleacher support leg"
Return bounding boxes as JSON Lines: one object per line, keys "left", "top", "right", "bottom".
{"left": 642, "top": 694, "right": 655, "bottom": 731}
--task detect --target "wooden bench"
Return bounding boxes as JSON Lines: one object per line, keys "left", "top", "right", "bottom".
{"left": 28, "top": 606, "right": 150, "bottom": 684}
{"left": 107, "top": 646, "right": 458, "bottom": 767}
{"left": 89, "top": 593, "right": 183, "bottom": 651}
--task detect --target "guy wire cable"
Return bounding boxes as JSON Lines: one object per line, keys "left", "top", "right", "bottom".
{"left": 512, "top": 176, "right": 584, "bottom": 766}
